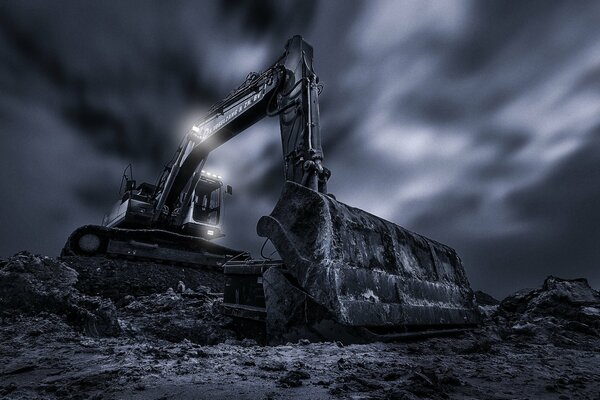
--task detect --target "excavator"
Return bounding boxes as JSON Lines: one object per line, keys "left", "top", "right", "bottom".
{"left": 63, "top": 36, "right": 480, "bottom": 344}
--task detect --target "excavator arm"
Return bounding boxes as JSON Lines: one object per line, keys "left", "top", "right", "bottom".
{"left": 152, "top": 36, "right": 329, "bottom": 226}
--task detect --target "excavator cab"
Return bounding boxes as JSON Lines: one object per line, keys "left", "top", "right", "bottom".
{"left": 181, "top": 171, "right": 226, "bottom": 239}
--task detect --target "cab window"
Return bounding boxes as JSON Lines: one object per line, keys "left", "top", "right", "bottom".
{"left": 193, "top": 179, "right": 221, "bottom": 225}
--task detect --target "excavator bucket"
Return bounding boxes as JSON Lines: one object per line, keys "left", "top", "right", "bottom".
{"left": 254, "top": 182, "right": 480, "bottom": 343}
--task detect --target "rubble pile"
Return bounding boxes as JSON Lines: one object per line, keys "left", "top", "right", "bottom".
{"left": 63, "top": 256, "right": 225, "bottom": 302}
{"left": 474, "top": 290, "right": 500, "bottom": 306}
{"left": 119, "top": 287, "right": 236, "bottom": 345}
{"left": 474, "top": 290, "right": 500, "bottom": 318}
{"left": 0, "top": 252, "right": 235, "bottom": 344}
{"left": 0, "top": 252, "right": 120, "bottom": 337}
{"left": 493, "top": 276, "right": 600, "bottom": 344}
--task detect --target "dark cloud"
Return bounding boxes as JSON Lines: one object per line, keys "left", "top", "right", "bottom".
{"left": 401, "top": 95, "right": 466, "bottom": 124}
{"left": 1, "top": 0, "right": 599, "bottom": 298}
{"left": 507, "top": 130, "right": 600, "bottom": 237}
{"left": 404, "top": 123, "right": 600, "bottom": 299}
{"left": 447, "top": 0, "right": 566, "bottom": 75}
{"left": 476, "top": 127, "right": 530, "bottom": 158}
{"left": 221, "top": 0, "right": 317, "bottom": 38}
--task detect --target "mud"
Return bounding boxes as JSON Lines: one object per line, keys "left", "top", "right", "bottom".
{"left": 1, "top": 252, "right": 599, "bottom": 399}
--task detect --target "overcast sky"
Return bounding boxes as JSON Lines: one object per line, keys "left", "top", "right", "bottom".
{"left": 0, "top": 0, "right": 598, "bottom": 298}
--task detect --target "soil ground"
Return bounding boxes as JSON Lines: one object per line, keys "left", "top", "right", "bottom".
{"left": 1, "top": 253, "right": 599, "bottom": 399}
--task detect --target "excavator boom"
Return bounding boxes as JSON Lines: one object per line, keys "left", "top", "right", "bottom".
{"left": 154, "top": 35, "right": 328, "bottom": 225}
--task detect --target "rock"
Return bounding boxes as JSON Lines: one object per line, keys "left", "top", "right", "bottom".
{"left": 239, "top": 358, "right": 256, "bottom": 366}
{"left": 278, "top": 370, "right": 310, "bottom": 387}
{"left": 564, "top": 321, "right": 596, "bottom": 335}
{"left": 406, "top": 366, "right": 462, "bottom": 398}
{"left": 495, "top": 276, "right": 600, "bottom": 342}
{"left": 474, "top": 290, "right": 500, "bottom": 319}
{"left": 337, "top": 357, "right": 352, "bottom": 370}
{"left": 196, "top": 285, "right": 213, "bottom": 294}
{"left": 0, "top": 252, "right": 120, "bottom": 337}
{"left": 474, "top": 290, "right": 500, "bottom": 306}
{"left": 0, "top": 382, "right": 17, "bottom": 397}
{"left": 259, "top": 360, "right": 287, "bottom": 371}
{"left": 510, "top": 322, "right": 537, "bottom": 336}
{"left": 581, "top": 306, "right": 600, "bottom": 317}
{"left": 124, "top": 300, "right": 144, "bottom": 313}
{"left": 119, "top": 290, "right": 236, "bottom": 345}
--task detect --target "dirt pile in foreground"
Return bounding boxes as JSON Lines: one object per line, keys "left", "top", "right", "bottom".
{"left": 118, "top": 286, "right": 236, "bottom": 345}
{"left": 1, "top": 253, "right": 599, "bottom": 399}
{"left": 0, "top": 252, "right": 120, "bottom": 337}
{"left": 64, "top": 256, "right": 225, "bottom": 301}
{"left": 0, "top": 252, "right": 235, "bottom": 345}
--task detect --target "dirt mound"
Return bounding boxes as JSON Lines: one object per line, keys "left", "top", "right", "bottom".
{"left": 119, "top": 287, "right": 236, "bottom": 345}
{"left": 63, "top": 256, "right": 225, "bottom": 302}
{"left": 0, "top": 252, "right": 237, "bottom": 345}
{"left": 0, "top": 252, "right": 120, "bottom": 337}
{"left": 494, "top": 276, "right": 600, "bottom": 343}
{"left": 474, "top": 290, "right": 500, "bottom": 306}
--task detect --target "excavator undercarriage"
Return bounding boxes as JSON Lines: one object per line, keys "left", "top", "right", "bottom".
{"left": 63, "top": 35, "right": 480, "bottom": 344}
{"left": 62, "top": 225, "right": 248, "bottom": 268}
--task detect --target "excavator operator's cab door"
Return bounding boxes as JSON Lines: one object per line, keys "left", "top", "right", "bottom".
{"left": 181, "top": 175, "right": 225, "bottom": 239}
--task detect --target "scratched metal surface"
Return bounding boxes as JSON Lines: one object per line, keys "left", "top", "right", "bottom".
{"left": 258, "top": 182, "right": 480, "bottom": 328}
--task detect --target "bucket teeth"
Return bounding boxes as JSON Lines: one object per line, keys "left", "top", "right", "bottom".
{"left": 257, "top": 182, "right": 481, "bottom": 330}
